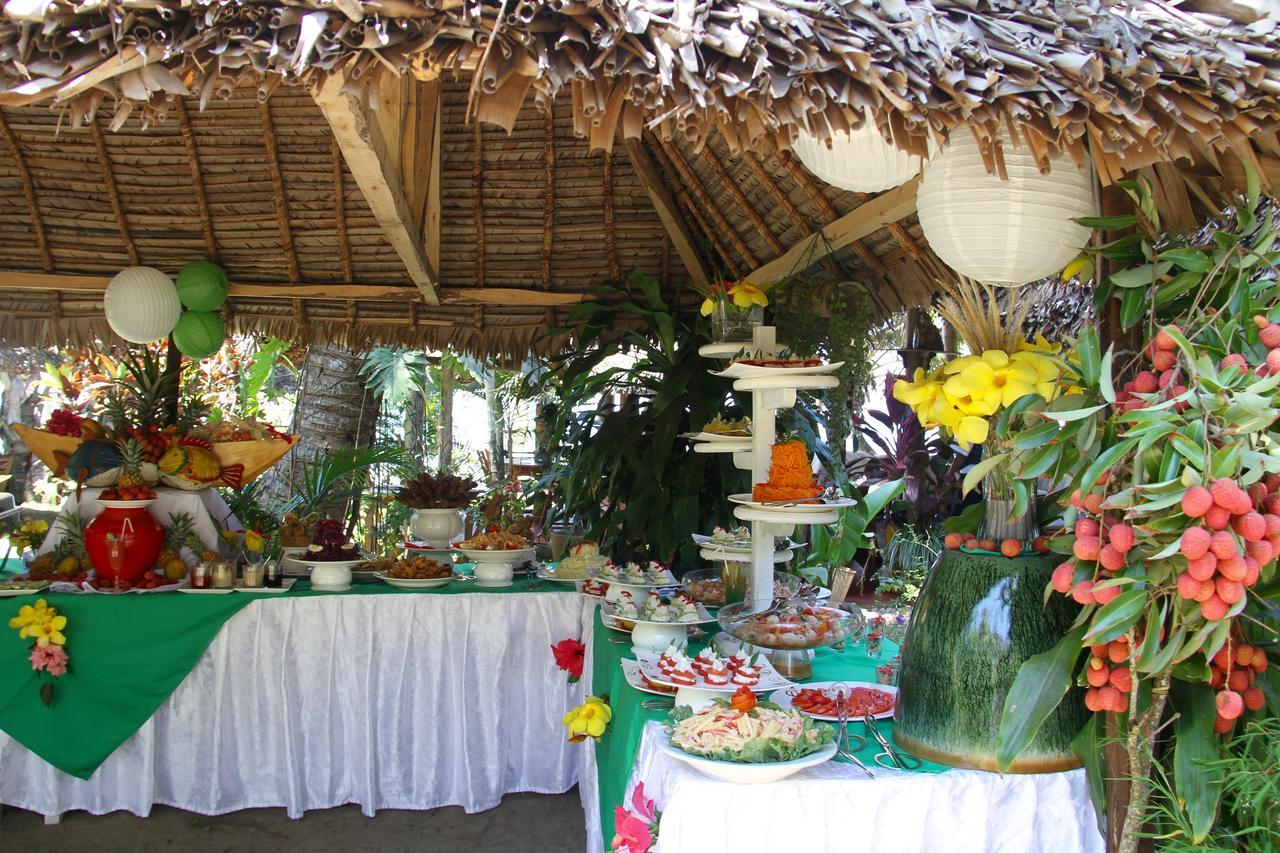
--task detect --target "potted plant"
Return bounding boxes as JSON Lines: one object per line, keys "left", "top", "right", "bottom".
{"left": 395, "top": 471, "right": 481, "bottom": 547}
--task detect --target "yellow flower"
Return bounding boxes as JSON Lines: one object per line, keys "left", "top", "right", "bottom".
{"left": 9, "top": 599, "right": 66, "bottom": 646}
{"left": 928, "top": 395, "right": 990, "bottom": 449}
{"left": 1009, "top": 350, "right": 1064, "bottom": 401}
{"left": 1015, "top": 334, "right": 1062, "bottom": 356}
{"left": 943, "top": 350, "right": 1040, "bottom": 412}
{"left": 563, "top": 695, "right": 612, "bottom": 742}
{"left": 727, "top": 282, "right": 768, "bottom": 310}
{"left": 245, "top": 530, "right": 265, "bottom": 553}
{"left": 893, "top": 368, "right": 945, "bottom": 427}
{"left": 700, "top": 297, "right": 717, "bottom": 317}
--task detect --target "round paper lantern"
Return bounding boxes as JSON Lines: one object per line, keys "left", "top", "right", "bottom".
{"left": 793, "top": 121, "right": 922, "bottom": 193}
{"left": 175, "top": 260, "right": 229, "bottom": 311}
{"left": 103, "top": 266, "right": 181, "bottom": 343}
{"left": 172, "top": 311, "right": 225, "bottom": 359}
{"left": 917, "top": 130, "right": 1096, "bottom": 287}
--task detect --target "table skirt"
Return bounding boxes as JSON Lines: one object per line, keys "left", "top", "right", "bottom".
{"left": 0, "top": 591, "right": 595, "bottom": 819}
{"left": 629, "top": 723, "right": 1105, "bottom": 853}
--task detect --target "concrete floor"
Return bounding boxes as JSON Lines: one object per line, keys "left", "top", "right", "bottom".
{"left": 0, "top": 790, "right": 587, "bottom": 852}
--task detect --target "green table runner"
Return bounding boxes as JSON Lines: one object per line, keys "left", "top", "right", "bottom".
{"left": 0, "top": 572, "right": 564, "bottom": 780}
{"left": 591, "top": 609, "right": 946, "bottom": 843}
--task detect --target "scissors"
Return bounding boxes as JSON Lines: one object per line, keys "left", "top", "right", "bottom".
{"left": 865, "top": 714, "right": 922, "bottom": 770}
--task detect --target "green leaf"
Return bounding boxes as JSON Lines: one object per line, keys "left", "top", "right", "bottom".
{"left": 1119, "top": 286, "right": 1147, "bottom": 328}
{"left": 1159, "top": 248, "right": 1213, "bottom": 273}
{"left": 1015, "top": 442, "right": 1062, "bottom": 481}
{"left": 1076, "top": 330, "right": 1101, "bottom": 385}
{"left": 963, "top": 453, "right": 1009, "bottom": 497}
{"left": 996, "top": 624, "right": 1088, "bottom": 772}
{"left": 1076, "top": 214, "right": 1139, "bottom": 230}
{"left": 1079, "top": 437, "right": 1139, "bottom": 495}
{"left": 1138, "top": 625, "right": 1185, "bottom": 675}
{"left": 1085, "top": 589, "right": 1147, "bottom": 643}
{"left": 1098, "top": 347, "right": 1116, "bottom": 404}
{"left": 1110, "top": 262, "right": 1169, "bottom": 289}
{"left": 1037, "top": 403, "right": 1109, "bottom": 423}
{"left": 1071, "top": 716, "right": 1108, "bottom": 840}
{"left": 1169, "top": 434, "right": 1207, "bottom": 471}
{"left": 1155, "top": 269, "right": 1204, "bottom": 305}
{"left": 1012, "top": 420, "right": 1063, "bottom": 450}
{"left": 1172, "top": 681, "right": 1223, "bottom": 843}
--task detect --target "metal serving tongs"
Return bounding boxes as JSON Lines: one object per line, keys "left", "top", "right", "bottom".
{"left": 864, "top": 714, "right": 922, "bottom": 771}
{"left": 834, "top": 687, "right": 874, "bottom": 778}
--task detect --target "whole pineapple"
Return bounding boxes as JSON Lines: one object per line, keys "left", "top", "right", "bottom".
{"left": 117, "top": 439, "right": 145, "bottom": 490}
{"left": 158, "top": 512, "right": 199, "bottom": 580}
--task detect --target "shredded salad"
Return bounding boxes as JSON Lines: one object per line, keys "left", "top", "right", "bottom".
{"left": 668, "top": 701, "right": 833, "bottom": 764}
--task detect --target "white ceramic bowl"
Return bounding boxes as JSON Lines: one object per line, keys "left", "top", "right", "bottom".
{"left": 658, "top": 740, "right": 837, "bottom": 784}
{"left": 374, "top": 572, "right": 453, "bottom": 590}
{"left": 409, "top": 508, "right": 465, "bottom": 547}
{"left": 297, "top": 558, "right": 364, "bottom": 592}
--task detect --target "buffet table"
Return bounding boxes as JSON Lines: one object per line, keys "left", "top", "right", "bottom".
{"left": 582, "top": 610, "right": 1104, "bottom": 853}
{"left": 0, "top": 578, "right": 595, "bottom": 819}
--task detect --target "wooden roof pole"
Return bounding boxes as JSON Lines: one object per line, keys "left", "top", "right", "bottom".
{"left": 312, "top": 68, "right": 440, "bottom": 304}
{"left": 701, "top": 145, "right": 784, "bottom": 255}
{"left": 743, "top": 177, "right": 921, "bottom": 285}
{"left": 648, "top": 138, "right": 741, "bottom": 279}
{"left": 0, "top": 111, "right": 53, "bottom": 273}
{"left": 473, "top": 121, "right": 485, "bottom": 288}
{"left": 602, "top": 150, "right": 622, "bottom": 281}
{"left": 89, "top": 118, "right": 138, "bottom": 266}
{"left": 332, "top": 137, "right": 354, "bottom": 282}
{"left": 621, "top": 136, "right": 710, "bottom": 286}
{"left": 656, "top": 136, "right": 759, "bottom": 269}
{"left": 777, "top": 151, "right": 890, "bottom": 277}
{"left": 258, "top": 100, "right": 302, "bottom": 284}
{"left": 542, "top": 106, "right": 555, "bottom": 290}
{"left": 173, "top": 100, "right": 218, "bottom": 262}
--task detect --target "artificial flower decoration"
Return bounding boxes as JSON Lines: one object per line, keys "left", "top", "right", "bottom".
{"left": 551, "top": 638, "right": 586, "bottom": 683}
{"left": 892, "top": 337, "right": 1063, "bottom": 450}
{"left": 728, "top": 685, "right": 758, "bottom": 713}
{"left": 611, "top": 782, "right": 659, "bottom": 853}
{"left": 563, "top": 694, "right": 612, "bottom": 742}
{"left": 8, "top": 519, "right": 49, "bottom": 554}
{"left": 30, "top": 644, "right": 68, "bottom": 677}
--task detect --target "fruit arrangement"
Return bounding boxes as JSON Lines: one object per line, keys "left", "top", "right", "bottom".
{"left": 305, "top": 518, "right": 361, "bottom": 561}
{"left": 44, "top": 408, "right": 89, "bottom": 437}
{"left": 394, "top": 471, "right": 481, "bottom": 509}
{"left": 944, "top": 531, "right": 1052, "bottom": 558}
{"left": 789, "top": 686, "right": 895, "bottom": 719}
{"left": 98, "top": 438, "right": 157, "bottom": 500}
{"left": 25, "top": 511, "right": 91, "bottom": 584}
{"left": 279, "top": 511, "right": 319, "bottom": 547}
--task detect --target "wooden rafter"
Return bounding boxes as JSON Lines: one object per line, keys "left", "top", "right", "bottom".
{"left": 602, "top": 150, "right": 621, "bottom": 281}
{"left": 621, "top": 137, "right": 709, "bottom": 286}
{"left": 423, "top": 82, "right": 442, "bottom": 281}
{"left": 887, "top": 221, "right": 925, "bottom": 261}
{"left": 657, "top": 136, "right": 758, "bottom": 269}
{"left": 703, "top": 145, "right": 783, "bottom": 255}
{"left": 258, "top": 100, "right": 301, "bottom": 284}
{"left": 542, "top": 106, "right": 555, "bottom": 290}
{"left": 403, "top": 78, "right": 441, "bottom": 278}
{"left": 331, "top": 137, "right": 354, "bottom": 283}
{"left": 173, "top": 99, "right": 218, "bottom": 261}
{"left": 649, "top": 138, "right": 740, "bottom": 279}
{"left": 0, "top": 111, "right": 53, "bottom": 273}
{"left": 777, "top": 151, "right": 889, "bottom": 276}
{"left": 311, "top": 69, "right": 440, "bottom": 304}
{"left": 89, "top": 117, "right": 138, "bottom": 266}
{"left": 744, "top": 177, "right": 921, "bottom": 285}
{"left": 473, "top": 121, "right": 485, "bottom": 288}
{"left": 0, "top": 271, "right": 584, "bottom": 305}
{"left": 739, "top": 151, "right": 809, "bottom": 242}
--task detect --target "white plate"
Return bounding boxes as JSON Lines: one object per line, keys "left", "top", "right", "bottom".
{"left": 176, "top": 583, "right": 236, "bottom": 594}
{"left": 238, "top": 578, "right": 297, "bottom": 593}
{"left": 537, "top": 568, "right": 588, "bottom": 583}
{"left": 576, "top": 579, "right": 610, "bottom": 599}
{"left": 768, "top": 681, "right": 898, "bottom": 721}
{"left": 635, "top": 650, "right": 792, "bottom": 693}
{"left": 456, "top": 547, "right": 535, "bottom": 564}
{"left": 0, "top": 583, "right": 49, "bottom": 597}
{"left": 601, "top": 600, "right": 716, "bottom": 626}
{"left": 602, "top": 612, "right": 636, "bottom": 632}
{"left": 658, "top": 739, "right": 837, "bottom": 784}
{"left": 621, "top": 659, "right": 677, "bottom": 697}
{"left": 728, "top": 494, "right": 858, "bottom": 512}
{"left": 714, "top": 360, "right": 843, "bottom": 379}
{"left": 689, "top": 431, "right": 752, "bottom": 442}
{"left": 96, "top": 498, "right": 157, "bottom": 509}
{"left": 374, "top": 571, "right": 453, "bottom": 589}
{"left": 293, "top": 557, "right": 365, "bottom": 570}
{"left": 591, "top": 567, "right": 679, "bottom": 587}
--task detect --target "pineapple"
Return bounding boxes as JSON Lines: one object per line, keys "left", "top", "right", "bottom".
{"left": 117, "top": 439, "right": 145, "bottom": 489}
{"left": 158, "top": 512, "right": 199, "bottom": 580}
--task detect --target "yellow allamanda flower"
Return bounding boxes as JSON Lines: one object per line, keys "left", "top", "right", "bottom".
{"left": 728, "top": 282, "right": 769, "bottom": 310}
{"left": 9, "top": 599, "right": 67, "bottom": 647}
{"left": 943, "top": 350, "right": 1042, "bottom": 412}
{"left": 892, "top": 368, "right": 945, "bottom": 427}
{"left": 563, "top": 695, "right": 613, "bottom": 742}
{"left": 1015, "top": 333, "right": 1062, "bottom": 356}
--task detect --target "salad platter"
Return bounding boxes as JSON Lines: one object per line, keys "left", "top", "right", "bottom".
{"left": 769, "top": 682, "right": 898, "bottom": 721}
{"left": 453, "top": 529, "right": 535, "bottom": 587}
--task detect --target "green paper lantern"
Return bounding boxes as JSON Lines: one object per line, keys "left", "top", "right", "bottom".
{"left": 175, "top": 260, "right": 229, "bottom": 311}
{"left": 172, "top": 311, "right": 225, "bottom": 359}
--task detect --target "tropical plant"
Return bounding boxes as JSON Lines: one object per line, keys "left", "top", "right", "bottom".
{"left": 991, "top": 179, "right": 1280, "bottom": 852}
{"left": 524, "top": 270, "right": 747, "bottom": 567}
{"left": 279, "top": 444, "right": 414, "bottom": 525}
{"left": 795, "top": 478, "right": 905, "bottom": 587}
{"left": 236, "top": 337, "right": 292, "bottom": 420}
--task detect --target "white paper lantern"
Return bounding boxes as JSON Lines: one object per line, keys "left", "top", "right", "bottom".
{"left": 793, "top": 122, "right": 922, "bottom": 193}
{"left": 103, "top": 266, "right": 181, "bottom": 343}
{"left": 917, "top": 130, "right": 1096, "bottom": 287}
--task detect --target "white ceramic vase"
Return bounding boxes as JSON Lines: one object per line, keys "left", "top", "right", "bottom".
{"left": 409, "top": 508, "right": 465, "bottom": 547}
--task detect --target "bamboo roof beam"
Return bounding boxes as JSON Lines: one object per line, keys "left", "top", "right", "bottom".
{"left": 702, "top": 146, "right": 784, "bottom": 255}
{"left": 603, "top": 150, "right": 621, "bottom": 282}
{"left": 404, "top": 78, "right": 441, "bottom": 278}
{"left": 656, "top": 136, "right": 759, "bottom": 270}
{"left": 89, "top": 118, "right": 138, "bottom": 267}
{"left": 649, "top": 138, "right": 741, "bottom": 280}
{"left": 0, "top": 111, "right": 53, "bottom": 273}
{"left": 0, "top": 271, "right": 585, "bottom": 306}
{"left": 311, "top": 69, "right": 440, "bottom": 304}
{"left": 542, "top": 106, "right": 555, "bottom": 290}
{"left": 173, "top": 100, "right": 217, "bottom": 262}
{"left": 777, "top": 151, "right": 889, "bottom": 277}
{"left": 473, "top": 121, "right": 485, "bottom": 288}
{"left": 743, "top": 177, "right": 921, "bottom": 285}
{"left": 258, "top": 100, "right": 301, "bottom": 284}
{"left": 332, "top": 137, "right": 354, "bottom": 283}
{"left": 621, "top": 137, "right": 709, "bottom": 286}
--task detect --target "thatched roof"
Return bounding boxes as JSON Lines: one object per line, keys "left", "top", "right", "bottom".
{"left": 0, "top": 1, "right": 1278, "bottom": 355}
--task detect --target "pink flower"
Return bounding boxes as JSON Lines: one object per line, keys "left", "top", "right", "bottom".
{"left": 630, "top": 782, "right": 656, "bottom": 822}
{"left": 611, "top": 807, "right": 653, "bottom": 853}
{"left": 551, "top": 638, "right": 586, "bottom": 680}
{"left": 30, "top": 644, "right": 68, "bottom": 677}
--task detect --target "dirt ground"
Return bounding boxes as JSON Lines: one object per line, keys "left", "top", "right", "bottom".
{"left": 0, "top": 790, "right": 587, "bottom": 852}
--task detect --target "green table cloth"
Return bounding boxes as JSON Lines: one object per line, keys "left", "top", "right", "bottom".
{"left": 0, "top": 572, "right": 560, "bottom": 780}
{"left": 589, "top": 609, "right": 945, "bottom": 844}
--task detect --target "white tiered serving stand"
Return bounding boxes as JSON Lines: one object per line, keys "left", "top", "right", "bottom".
{"left": 698, "top": 326, "right": 840, "bottom": 607}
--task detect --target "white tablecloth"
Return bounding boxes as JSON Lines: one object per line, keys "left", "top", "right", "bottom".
{"left": 622, "top": 723, "right": 1104, "bottom": 853}
{"left": 37, "top": 486, "right": 237, "bottom": 556}
{"left": 0, "top": 590, "right": 595, "bottom": 818}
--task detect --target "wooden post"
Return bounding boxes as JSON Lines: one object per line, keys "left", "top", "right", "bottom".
{"left": 439, "top": 364, "right": 454, "bottom": 471}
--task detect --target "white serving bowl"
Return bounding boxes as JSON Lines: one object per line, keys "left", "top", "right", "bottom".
{"left": 457, "top": 547, "right": 535, "bottom": 588}
{"left": 374, "top": 572, "right": 453, "bottom": 590}
{"left": 658, "top": 740, "right": 837, "bottom": 784}
{"left": 409, "top": 508, "right": 466, "bottom": 547}
{"left": 297, "top": 558, "right": 364, "bottom": 592}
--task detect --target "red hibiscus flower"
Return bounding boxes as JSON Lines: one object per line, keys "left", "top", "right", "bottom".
{"left": 611, "top": 807, "right": 653, "bottom": 853}
{"left": 552, "top": 638, "right": 585, "bottom": 681}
